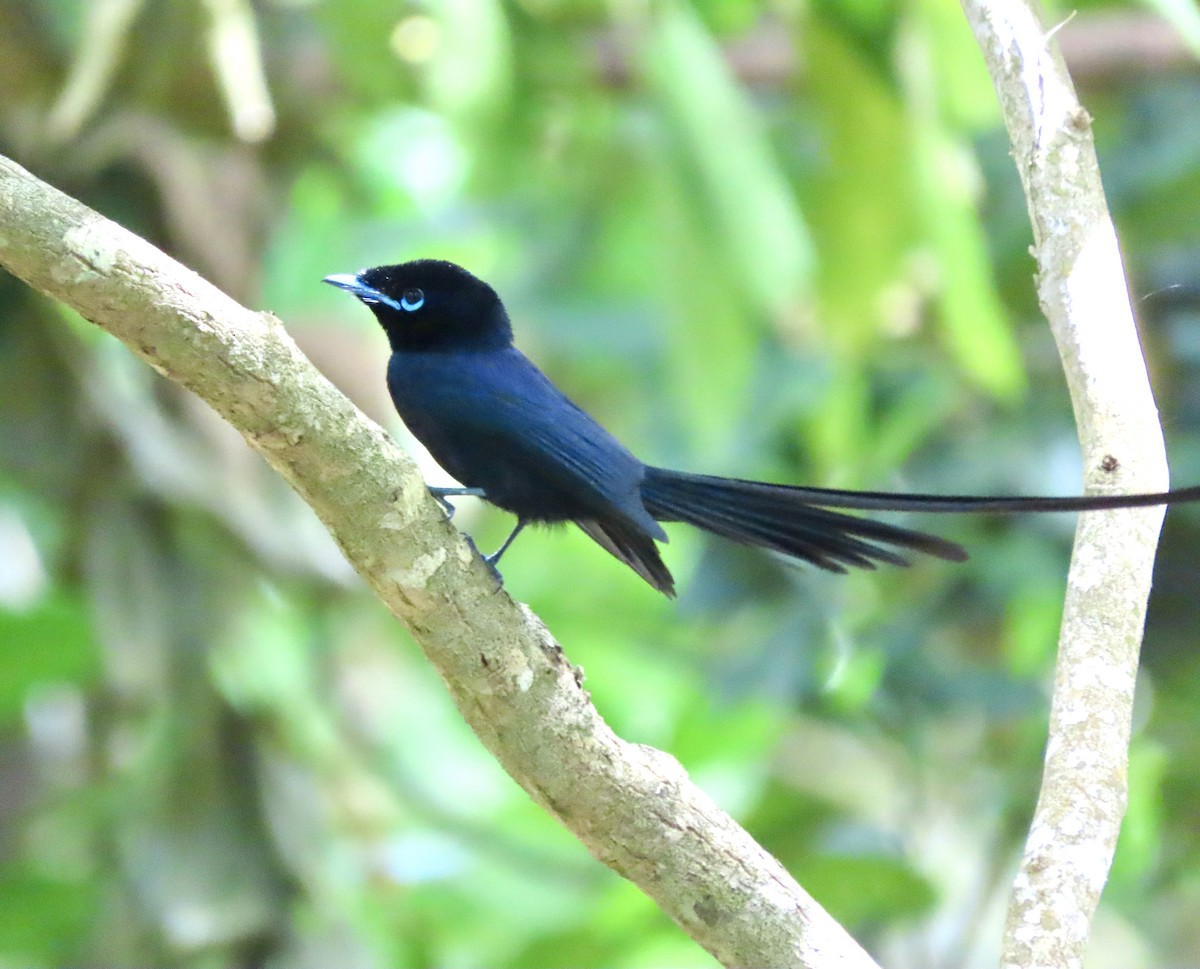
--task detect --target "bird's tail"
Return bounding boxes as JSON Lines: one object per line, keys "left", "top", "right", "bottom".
{"left": 640, "top": 468, "right": 969, "bottom": 574}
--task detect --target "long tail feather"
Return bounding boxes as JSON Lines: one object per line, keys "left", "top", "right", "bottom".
{"left": 641, "top": 468, "right": 968, "bottom": 574}
{"left": 694, "top": 477, "right": 1200, "bottom": 514}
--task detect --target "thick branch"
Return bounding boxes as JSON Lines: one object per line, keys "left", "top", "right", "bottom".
{"left": 0, "top": 154, "right": 878, "bottom": 969}
{"left": 960, "top": 3, "right": 1169, "bottom": 968}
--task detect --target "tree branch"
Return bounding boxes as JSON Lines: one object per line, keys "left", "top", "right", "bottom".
{"left": 960, "top": 3, "right": 1170, "bottom": 968}
{"left": 0, "top": 154, "right": 879, "bottom": 969}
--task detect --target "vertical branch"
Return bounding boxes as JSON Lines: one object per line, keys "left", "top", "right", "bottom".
{"left": 960, "top": 3, "right": 1169, "bottom": 968}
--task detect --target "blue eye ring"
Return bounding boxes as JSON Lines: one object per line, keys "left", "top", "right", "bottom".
{"left": 400, "top": 288, "right": 425, "bottom": 312}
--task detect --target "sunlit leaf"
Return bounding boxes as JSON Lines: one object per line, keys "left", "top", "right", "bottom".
{"left": 421, "top": 0, "right": 513, "bottom": 124}
{"left": 902, "top": 7, "right": 1025, "bottom": 398}
{"left": 644, "top": 1, "right": 815, "bottom": 325}
{"left": 0, "top": 593, "right": 99, "bottom": 725}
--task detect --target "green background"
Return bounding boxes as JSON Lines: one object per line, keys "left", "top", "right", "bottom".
{"left": 2, "top": 0, "right": 1199, "bottom": 966}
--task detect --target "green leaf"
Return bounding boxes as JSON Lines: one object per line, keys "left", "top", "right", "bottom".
{"left": 0, "top": 865, "right": 96, "bottom": 964}
{"left": 0, "top": 592, "right": 99, "bottom": 725}
{"left": 1111, "top": 739, "right": 1167, "bottom": 884}
{"left": 802, "top": 853, "right": 938, "bottom": 925}
{"left": 423, "top": 0, "right": 513, "bottom": 124}
{"left": 644, "top": 1, "right": 815, "bottom": 323}
{"left": 913, "top": 125, "right": 1025, "bottom": 398}
{"left": 649, "top": 154, "right": 760, "bottom": 458}
{"left": 802, "top": 13, "right": 916, "bottom": 353}
{"left": 901, "top": 9, "right": 1025, "bottom": 399}
{"left": 915, "top": 0, "right": 1000, "bottom": 130}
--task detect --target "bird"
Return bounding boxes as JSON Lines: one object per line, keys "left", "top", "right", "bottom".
{"left": 324, "top": 259, "right": 1200, "bottom": 597}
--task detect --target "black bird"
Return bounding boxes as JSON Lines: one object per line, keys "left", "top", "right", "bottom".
{"left": 325, "top": 259, "right": 1200, "bottom": 597}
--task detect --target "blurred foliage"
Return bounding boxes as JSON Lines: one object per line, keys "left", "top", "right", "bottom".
{"left": 1, "top": 0, "right": 1199, "bottom": 967}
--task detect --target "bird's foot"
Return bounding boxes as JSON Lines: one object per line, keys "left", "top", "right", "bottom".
{"left": 464, "top": 534, "right": 505, "bottom": 586}
{"left": 429, "top": 486, "right": 486, "bottom": 520}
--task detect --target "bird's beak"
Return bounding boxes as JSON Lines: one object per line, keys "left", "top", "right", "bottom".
{"left": 323, "top": 272, "right": 404, "bottom": 313}
{"left": 323, "top": 273, "right": 371, "bottom": 297}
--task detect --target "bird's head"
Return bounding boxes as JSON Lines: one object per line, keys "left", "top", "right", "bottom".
{"left": 324, "top": 259, "right": 513, "bottom": 352}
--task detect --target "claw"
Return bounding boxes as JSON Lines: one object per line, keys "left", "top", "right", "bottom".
{"left": 463, "top": 534, "right": 504, "bottom": 585}
{"left": 429, "top": 486, "right": 486, "bottom": 520}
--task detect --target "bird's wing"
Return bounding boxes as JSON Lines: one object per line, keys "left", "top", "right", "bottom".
{"left": 576, "top": 518, "right": 675, "bottom": 595}
{"left": 388, "top": 349, "right": 664, "bottom": 537}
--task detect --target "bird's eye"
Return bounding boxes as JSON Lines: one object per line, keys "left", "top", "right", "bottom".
{"left": 400, "top": 288, "right": 425, "bottom": 312}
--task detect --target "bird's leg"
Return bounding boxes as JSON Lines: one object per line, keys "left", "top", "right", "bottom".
{"left": 428, "top": 486, "right": 486, "bottom": 520}
{"left": 485, "top": 519, "right": 527, "bottom": 566}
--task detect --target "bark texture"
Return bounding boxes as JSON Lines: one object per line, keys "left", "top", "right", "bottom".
{"left": 960, "top": 3, "right": 1170, "bottom": 968}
